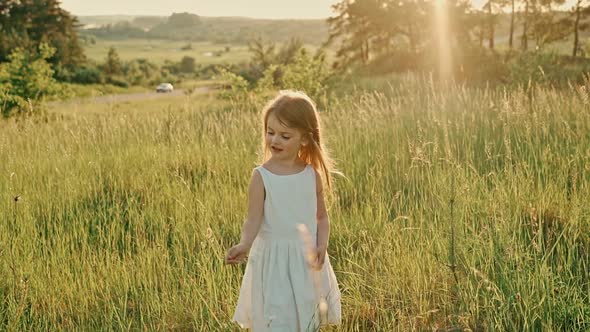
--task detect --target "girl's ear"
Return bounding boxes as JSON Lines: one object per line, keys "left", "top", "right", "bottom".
{"left": 301, "top": 132, "right": 312, "bottom": 146}
{"left": 301, "top": 136, "right": 310, "bottom": 147}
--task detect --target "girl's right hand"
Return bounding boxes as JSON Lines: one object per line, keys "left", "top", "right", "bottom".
{"left": 311, "top": 246, "right": 327, "bottom": 271}
{"left": 225, "top": 243, "right": 250, "bottom": 264}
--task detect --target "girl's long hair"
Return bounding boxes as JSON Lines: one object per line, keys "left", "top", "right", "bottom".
{"left": 260, "top": 90, "right": 337, "bottom": 191}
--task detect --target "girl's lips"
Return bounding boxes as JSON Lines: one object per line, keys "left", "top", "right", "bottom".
{"left": 271, "top": 146, "right": 283, "bottom": 152}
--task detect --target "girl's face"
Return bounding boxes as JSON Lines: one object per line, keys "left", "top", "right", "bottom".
{"left": 265, "top": 112, "right": 307, "bottom": 162}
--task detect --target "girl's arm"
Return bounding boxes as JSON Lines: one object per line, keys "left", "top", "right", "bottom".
{"left": 238, "top": 169, "right": 265, "bottom": 249}
{"left": 225, "top": 169, "right": 265, "bottom": 265}
{"left": 315, "top": 170, "right": 330, "bottom": 252}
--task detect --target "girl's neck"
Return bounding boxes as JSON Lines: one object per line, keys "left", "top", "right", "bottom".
{"left": 265, "top": 157, "right": 306, "bottom": 169}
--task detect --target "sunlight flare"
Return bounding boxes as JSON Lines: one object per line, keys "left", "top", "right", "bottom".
{"left": 434, "top": 0, "right": 453, "bottom": 81}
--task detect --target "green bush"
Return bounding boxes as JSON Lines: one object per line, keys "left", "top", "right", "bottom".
{"left": 180, "top": 56, "right": 196, "bottom": 73}
{"left": 215, "top": 48, "right": 332, "bottom": 104}
{"left": 215, "top": 67, "right": 249, "bottom": 100}
{"left": 507, "top": 52, "right": 590, "bottom": 87}
{"left": 107, "top": 76, "right": 130, "bottom": 88}
{"left": 0, "top": 86, "right": 29, "bottom": 117}
{"left": 72, "top": 65, "right": 104, "bottom": 84}
{"left": 195, "top": 64, "right": 219, "bottom": 80}
{"left": 452, "top": 47, "right": 509, "bottom": 85}
{"left": 0, "top": 43, "right": 60, "bottom": 117}
{"left": 270, "top": 49, "right": 331, "bottom": 101}
{"left": 123, "top": 59, "right": 161, "bottom": 86}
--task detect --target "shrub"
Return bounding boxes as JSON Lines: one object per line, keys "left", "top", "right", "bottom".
{"left": 107, "top": 76, "right": 130, "bottom": 88}
{"left": 507, "top": 52, "right": 590, "bottom": 87}
{"left": 72, "top": 65, "right": 104, "bottom": 84}
{"left": 278, "top": 49, "right": 331, "bottom": 101}
{"left": 180, "top": 56, "right": 196, "bottom": 73}
{"left": 0, "top": 43, "right": 60, "bottom": 117}
{"left": 215, "top": 67, "right": 249, "bottom": 100}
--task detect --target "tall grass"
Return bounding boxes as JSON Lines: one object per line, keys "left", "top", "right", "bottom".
{"left": 0, "top": 77, "right": 589, "bottom": 330}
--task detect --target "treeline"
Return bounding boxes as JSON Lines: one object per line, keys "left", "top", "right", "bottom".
{"left": 80, "top": 13, "right": 329, "bottom": 45}
{"left": 0, "top": 0, "right": 84, "bottom": 77}
{"left": 331, "top": 0, "right": 590, "bottom": 57}
{"left": 76, "top": 47, "right": 222, "bottom": 87}
{"left": 5, "top": 0, "right": 590, "bottom": 117}
{"left": 328, "top": 0, "right": 590, "bottom": 82}
{"left": 0, "top": 0, "right": 87, "bottom": 116}
{"left": 0, "top": 4, "right": 228, "bottom": 117}
{"left": 0, "top": 43, "right": 220, "bottom": 117}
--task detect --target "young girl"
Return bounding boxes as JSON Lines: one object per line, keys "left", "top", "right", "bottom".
{"left": 225, "top": 90, "right": 341, "bottom": 331}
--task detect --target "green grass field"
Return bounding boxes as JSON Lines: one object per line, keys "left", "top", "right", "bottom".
{"left": 1, "top": 77, "right": 589, "bottom": 330}
{"left": 83, "top": 39, "right": 252, "bottom": 65}
{"left": 82, "top": 38, "right": 332, "bottom": 67}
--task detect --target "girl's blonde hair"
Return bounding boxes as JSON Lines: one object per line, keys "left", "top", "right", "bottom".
{"left": 261, "top": 90, "right": 337, "bottom": 191}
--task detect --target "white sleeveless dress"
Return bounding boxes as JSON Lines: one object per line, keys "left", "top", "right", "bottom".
{"left": 232, "top": 164, "right": 341, "bottom": 331}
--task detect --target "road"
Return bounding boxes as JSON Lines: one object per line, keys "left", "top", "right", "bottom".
{"left": 52, "top": 86, "right": 214, "bottom": 105}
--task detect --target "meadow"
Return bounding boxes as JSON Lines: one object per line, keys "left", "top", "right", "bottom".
{"left": 0, "top": 76, "right": 589, "bottom": 330}
{"left": 82, "top": 39, "right": 329, "bottom": 66}
{"left": 83, "top": 39, "right": 252, "bottom": 65}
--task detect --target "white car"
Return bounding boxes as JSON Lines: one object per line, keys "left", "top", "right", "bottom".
{"left": 156, "top": 83, "right": 174, "bottom": 93}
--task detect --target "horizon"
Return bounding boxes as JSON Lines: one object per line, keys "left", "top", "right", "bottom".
{"left": 61, "top": 0, "right": 576, "bottom": 20}
{"left": 60, "top": 0, "right": 341, "bottom": 20}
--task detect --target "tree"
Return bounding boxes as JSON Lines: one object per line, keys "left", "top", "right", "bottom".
{"left": 276, "top": 38, "right": 304, "bottom": 65}
{"left": 326, "top": 0, "right": 387, "bottom": 66}
{"left": 103, "top": 47, "right": 122, "bottom": 77}
{"left": 482, "top": 0, "right": 496, "bottom": 49}
{"left": 327, "top": 0, "right": 475, "bottom": 70}
{"left": 508, "top": 0, "right": 518, "bottom": 48}
{"left": 280, "top": 49, "right": 331, "bottom": 101}
{"left": 123, "top": 59, "right": 160, "bottom": 85}
{"left": 521, "top": 0, "right": 568, "bottom": 50}
{"left": 124, "top": 61, "right": 144, "bottom": 85}
{"left": 180, "top": 56, "right": 196, "bottom": 73}
{"left": 531, "top": 13, "right": 571, "bottom": 49}
{"left": 521, "top": 0, "right": 531, "bottom": 50}
{"left": 0, "top": 0, "right": 84, "bottom": 71}
{"left": 247, "top": 38, "right": 277, "bottom": 80}
{"left": 482, "top": 0, "right": 510, "bottom": 49}
{"left": 530, "top": 0, "right": 570, "bottom": 49}
{"left": 471, "top": 11, "right": 487, "bottom": 47}
{"left": 0, "top": 43, "right": 60, "bottom": 117}
{"left": 167, "top": 12, "right": 201, "bottom": 28}
{"left": 572, "top": 0, "right": 590, "bottom": 56}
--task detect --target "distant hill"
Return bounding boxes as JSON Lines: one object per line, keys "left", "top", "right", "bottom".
{"left": 77, "top": 11, "right": 590, "bottom": 50}
{"left": 78, "top": 14, "right": 330, "bottom": 45}
{"left": 77, "top": 15, "right": 138, "bottom": 28}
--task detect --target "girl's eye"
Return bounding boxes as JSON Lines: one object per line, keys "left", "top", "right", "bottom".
{"left": 282, "top": 136, "right": 290, "bottom": 140}
{"left": 267, "top": 132, "right": 274, "bottom": 135}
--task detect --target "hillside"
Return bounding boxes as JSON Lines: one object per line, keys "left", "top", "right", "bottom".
{"left": 78, "top": 14, "right": 330, "bottom": 45}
